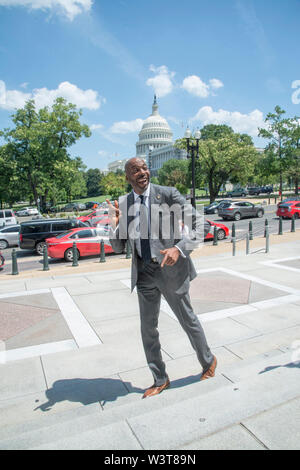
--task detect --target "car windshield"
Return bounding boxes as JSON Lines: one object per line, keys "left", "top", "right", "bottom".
{"left": 221, "top": 203, "right": 232, "bottom": 208}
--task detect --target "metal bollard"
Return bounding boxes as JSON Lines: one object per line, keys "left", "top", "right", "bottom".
{"left": 249, "top": 221, "right": 253, "bottom": 241}
{"left": 72, "top": 241, "right": 79, "bottom": 267}
{"left": 43, "top": 244, "right": 49, "bottom": 271}
{"left": 264, "top": 219, "right": 269, "bottom": 238}
{"left": 246, "top": 233, "right": 250, "bottom": 255}
{"left": 100, "top": 239, "right": 106, "bottom": 263}
{"left": 278, "top": 216, "right": 283, "bottom": 235}
{"left": 232, "top": 237, "right": 236, "bottom": 256}
{"left": 11, "top": 249, "right": 19, "bottom": 275}
{"left": 231, "top": 222, "right": 236, "bottom": 242}
{"left": 291, "top": 215, "right": 295, "bottom": 233}
{"left": 125, "top": 241, "right": 131, "bottom": 259}
{"left": 213, "top": 225, "right": 218, "bottom": 246}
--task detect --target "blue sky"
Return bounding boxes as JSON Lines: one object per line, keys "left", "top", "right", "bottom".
{"left": 0, "top": 0, "right": 299, "bottom": 170}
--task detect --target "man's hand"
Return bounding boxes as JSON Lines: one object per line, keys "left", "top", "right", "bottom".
{"left": 160, "top": 247, "right": 180, "bottom": 268}
{"left": 106, "top": 199, "right": 121, "bottom": 229}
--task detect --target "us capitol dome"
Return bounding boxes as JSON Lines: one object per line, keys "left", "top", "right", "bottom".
{"left": 136, "top": 96, "right": 186, "bottom": 176}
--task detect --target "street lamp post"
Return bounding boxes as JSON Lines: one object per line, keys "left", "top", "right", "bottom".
{"left": 148, "top": 145, "right": 154, "bottom": 179}
{"left": 184, "top": 127, "right": 201, "bottom": 209}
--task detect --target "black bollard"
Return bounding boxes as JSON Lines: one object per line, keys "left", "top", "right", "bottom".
{"left": 125, "top": 241, "right": 131, "bottom": 259}
{"left": 249, "top": 221, "right": 253, "bottom": 241}
{"left": 213, "top": 225, "right": 218, "bottom": 246}
{"left": 11, "top": 249, "right": 19, "bottom": 275}
{"left": 100, "top": 239, "right": 106, "bottom": 263}
{"left": 231, "top": 222, "right": 236, "bottom": 242}
{"left": 264, "top": 219, "right": 269, "bottom": 238}
{"left": 72, "top": 241, "right": 79, "bottom": 267}
{"left": 278, "top": 216, "right": 283, "bottom": 235}
{"left": 43, "top": 244, "right": 49, "bottom": 271}
{"left": 291, "top": 215, "right": 295, "bottom": 233}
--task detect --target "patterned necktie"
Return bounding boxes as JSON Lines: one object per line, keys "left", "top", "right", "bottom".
{"left": 139, "top": 195, "right": 152, "bottom": 262}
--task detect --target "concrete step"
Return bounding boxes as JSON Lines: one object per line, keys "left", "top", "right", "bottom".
{"left": 0, "top": 350, "right": 297, "bottom": 450}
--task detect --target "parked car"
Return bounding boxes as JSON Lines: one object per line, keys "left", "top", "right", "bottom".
{"left": 260, "top": 185, "right": 273, "bottom": 194}
{"left": 205, "top": 220, "right": 229, "bottom": 241}
{"left": 62, "top": 203, "right": 86, "bottom": 212}
{"left": 204, "top": 200, "right": 232, "bottom": 215}
{"left": 277, "top": 197, "right": 300, "bottom": 207}
{"left": 77, "top": 209, "right": 109, "bottom": 225}
{"left": 226, "top": 188, "right": 248, "bottom": 198}
{"left": 46, "top": 227, "right": 113, "bottom": 262}
{"left": 247, "top": 187, "right": 261, "bottom": 196}
{"left": 85, "top": 201, "right": 101, "bottom": 210}
{"left": 15, "top": 207, "right": 39, "bottom": 217}
{"left": 218, "top": 201, "right": 264, "bottom": 221}
{"left": 0, "top": 224, "right": 21, "bottom": 249}
{"left": 276, "top": 201, "right": 300, "bottom": 219}
{"left": 0, "top": 250, "right": 4, "bottom": 270}
{"left": 0, "top": 209, "right": 17, "bottom": 227}
{"left": 19, "top": 218, "right": 88, "bottom": 255}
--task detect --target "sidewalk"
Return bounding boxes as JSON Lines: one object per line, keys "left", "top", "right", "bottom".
{"left": 0, "top": 230, "right": 299, "bottom": 450}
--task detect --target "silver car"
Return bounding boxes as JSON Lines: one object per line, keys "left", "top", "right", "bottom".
{"left": 218, "top": 201, "right": 264, "bottom": 221}
{"left": 0, "top": 224, "right": 21, "bottom": 249}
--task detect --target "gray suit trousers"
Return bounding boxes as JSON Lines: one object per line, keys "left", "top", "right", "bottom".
{"left": 136, "top": 257, "right": 214, "bottom": 386}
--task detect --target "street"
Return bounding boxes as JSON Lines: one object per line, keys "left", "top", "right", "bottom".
{"left": 1, "top": 203, "right": 299, "bottom": 276}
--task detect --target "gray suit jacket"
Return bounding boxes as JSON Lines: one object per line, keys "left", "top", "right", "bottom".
{"left": 110, "top": 184, "right": 209, "bottom": 292}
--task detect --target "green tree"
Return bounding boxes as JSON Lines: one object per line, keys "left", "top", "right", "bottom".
{"left": 176, "top": 125, "right": 258, "bottom": 202}
{"left": 2, "top": 98, "right": 91, "bottom": 210}
{"left": 157, "top": 159, "right": 189, "bottom": 194}
{"left": 85, "top": 168, "right": 103, "bottom": 197}
{"left": 100, "top": 172, "right": 127, "bottom": 200}
{"left": 284, "top": 118, "right": 300, "bottom": 194}
{"left": 258, "top": 106, "right": 293, "bottom": 197}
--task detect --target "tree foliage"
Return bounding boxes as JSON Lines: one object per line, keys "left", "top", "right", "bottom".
{"left": 157, "top": 159, "right": 189, "bottom": 194}
{"left": 1, "top": 98, "right": 91, "bottom": 209}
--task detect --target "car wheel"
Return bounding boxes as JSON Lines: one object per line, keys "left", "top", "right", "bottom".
{"left": 0, "top": 240, "right": 8, "bottom": 249}
{"left": 217, "top": 229, "right": 226, "bottom": 240}
{"left": 36, "top": 242, "right": 46, "bottom": 256}
{"left": 0, "top": 254, "right": 4, "bottom": 268}
{"left": 64, "top": 247, "right": 80, "bottom": 262}
{"left": 257, "top": 210, "right": 263, "bottom": 218}
{"left": 294, "top": 213, "right": 299, "bottom": 219}
{"left": 234, "top": 212, "right": 241, "bottom": 221}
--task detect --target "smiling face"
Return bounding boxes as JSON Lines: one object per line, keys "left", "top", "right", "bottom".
{"left": 125, "top": 158, "right": 150, "bottom": 195}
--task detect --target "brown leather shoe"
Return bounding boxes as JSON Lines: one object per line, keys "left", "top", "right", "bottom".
{"left": 142, "top": 379, "right": 170, "bottom": 399}
{"left": 200, "top": 356, "right": 217, "bottom": 381}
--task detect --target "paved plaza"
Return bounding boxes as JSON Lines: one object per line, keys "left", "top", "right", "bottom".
{"left": 0, "top": 232, "right": 299, "bottom": 450}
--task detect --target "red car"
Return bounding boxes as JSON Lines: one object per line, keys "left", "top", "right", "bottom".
{"left": 276, "top": 201, "right": 300, "bottom": 219}
{"left": 77, "top": 209, "right": 108, "bottom": 225}
{"left": 46, "top": 227, "right": 113, "bottom": 262}
{"left": 205, "top": 220, "right": 229, "bottom": 241}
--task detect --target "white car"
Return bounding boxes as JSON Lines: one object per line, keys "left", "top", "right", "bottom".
{"left": 16, "top": 207, "right": 39, "bottom": 217}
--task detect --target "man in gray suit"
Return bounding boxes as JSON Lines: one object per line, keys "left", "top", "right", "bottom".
{"left": 107, "top": 157, "right": 217, "bottom": 398}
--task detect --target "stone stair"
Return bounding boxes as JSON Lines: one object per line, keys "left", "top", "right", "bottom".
{"left": 0, "top": 349, "right": 299, "bottom": 450}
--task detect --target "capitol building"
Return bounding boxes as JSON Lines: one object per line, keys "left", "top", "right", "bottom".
{"left": 106, "top": 96, "right": 186, "bottom": 175}
{"left": 136, "top": 96, "right": 187, "bottom": 176}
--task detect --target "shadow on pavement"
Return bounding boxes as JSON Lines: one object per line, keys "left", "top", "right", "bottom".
{"left": 259, "top": 361, "right": 300, "bottom": 375}
{"left": 34, "top": 377, "right": 144, "bottom": 412}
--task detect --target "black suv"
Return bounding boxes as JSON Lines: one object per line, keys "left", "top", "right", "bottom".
{"left": 20, "top": 219, "right": 88, "bottom": 255}
{"left": 247, "top": 186, "right": 261, "bottom": 196}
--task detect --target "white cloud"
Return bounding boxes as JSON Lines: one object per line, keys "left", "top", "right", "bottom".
{"left": 146, "top": 65, "right": 175, "bottom": 98}
{"left": 90, "top": 123, "right": 104, "bottom": 131}
{"left": 0, "top": 0, "right": 93, "bottom": 20}
{"left": 109, "top": 118, "right": 144, "bottom": 134}
{"left": 0, "top": 80, "right": 103, "bottom": 111}
{"left": 209, "top": 78, "right": 224, "bottom": 89}
{"left": 191, "top": 106, "right": 266, "bottom": 137}
{"left": 181, "top": 75, "right": 224, "bottom": 98}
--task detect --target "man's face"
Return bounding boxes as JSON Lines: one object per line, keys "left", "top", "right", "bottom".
{"left": 126, "top": 159, "right": 150, "bottom": 194}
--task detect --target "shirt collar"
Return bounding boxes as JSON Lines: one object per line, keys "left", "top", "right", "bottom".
{"left": 133, "top": 183, "right": 151, "bottom": 201}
